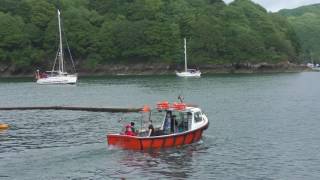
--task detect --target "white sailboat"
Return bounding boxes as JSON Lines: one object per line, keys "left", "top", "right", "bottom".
{"left": 312, "top": 64, "right": 320, "bottom": 71}
{"left": 176, "top": 38, "right": 201, "bottom": 77}
{"left": 313, "top": 66, "right": 320, "bottom": 71}
{"left": 307, "top": 63, "right": 320, "bottom": 71}
{"left": 36, "top": 10, "right": 77, "bottom": 85}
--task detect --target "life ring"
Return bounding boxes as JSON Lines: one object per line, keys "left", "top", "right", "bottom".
{"left": 172, "top": 102, "right": 186, "bottom": 110}
{"left": 157, "top": 101, "right": 170, "bottom": 110}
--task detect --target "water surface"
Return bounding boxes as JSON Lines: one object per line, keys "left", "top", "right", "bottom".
{"left": 0, "top": 73, "right": 320, "bottom": 179}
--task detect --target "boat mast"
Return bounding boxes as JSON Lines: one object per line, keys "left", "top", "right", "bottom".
{"left": 184, "top": 38, "right": 187, "bottom": 72}
{"left": 58, "top": 9, "right": 64, "bottom": 73}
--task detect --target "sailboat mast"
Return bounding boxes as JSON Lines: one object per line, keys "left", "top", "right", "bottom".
{"left": 184, "top": 37, "right": 187, "bottom": 72}
{"left": 58, "top": 9, "right": 64, "bottom": 73}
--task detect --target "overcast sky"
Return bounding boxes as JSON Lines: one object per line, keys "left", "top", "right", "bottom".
{"left": 223, "top": 0, "right": 320, "bottom": 12}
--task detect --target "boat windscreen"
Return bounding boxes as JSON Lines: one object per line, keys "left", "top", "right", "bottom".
{"left": 149, "top": 109, "right": 166, "bottom": 127}
{"left": 162, "top": 110, "right": 192, "bottom": 134}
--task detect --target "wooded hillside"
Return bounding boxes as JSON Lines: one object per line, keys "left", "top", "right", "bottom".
{"left": 280, "top": 3, "right": 320, "bottom": 64}
{"left": 0, "top": 0, "right": 301, "bottom": 74}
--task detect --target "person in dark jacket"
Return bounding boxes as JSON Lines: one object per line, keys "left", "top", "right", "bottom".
{"left": 148, "top": 124, "right": 155, "bottom": 137}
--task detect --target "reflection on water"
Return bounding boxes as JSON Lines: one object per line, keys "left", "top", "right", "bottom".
{"left": 114, "top": 141, "right": 208, "bottom": 179}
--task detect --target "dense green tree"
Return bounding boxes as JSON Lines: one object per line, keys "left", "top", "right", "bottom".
{"left": 0, "top": 0, "right": 22, "bottom": 14}
{"left": 280, "top": 4, "right": 320, "bottom": 63}
{"left": 0, "top": 12, "right": 28, "bottom": 63}
{"left": 0, "top": 0, "right": 303, "bottom": 73}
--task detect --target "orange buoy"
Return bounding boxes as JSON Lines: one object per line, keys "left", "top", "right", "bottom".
{"left": 141, "top": 105, "right": 151, "bottom": 112}
{"left": 0, "top": 123, "right": 9, "bottom": 130}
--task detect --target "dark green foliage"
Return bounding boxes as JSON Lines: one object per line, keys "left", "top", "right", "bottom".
{"left": 0, "top": 0, "right": 301, "bottom": 72}
{"left": 279, "top": 3, "right": 320, "bottom": 63}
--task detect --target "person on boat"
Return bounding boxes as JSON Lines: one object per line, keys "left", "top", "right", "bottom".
{"left": 172, "top": 115, "right": 178, "bottom": 133}
{"left": 35, "top": 69, "right": 40, "bottom": 80}
{"left": 124, "top": 124, "right": 135, "bottom": 136}
{"left": 163, "top": 114, "right": 171, "bottom": 135}
{"left": 130, "top": 122, "right": 136, "bottom": 133}
{"left": 174, "top": 118, "right": 179, "bottom": 133}
{"left": 178, "top": 121, "right": 184, "bottom": 132}
{"left": 148, "top": 124, "right": 155, "bottom": 137}
{"left": 40, "top": 72, "right": 48, "bottom": 78}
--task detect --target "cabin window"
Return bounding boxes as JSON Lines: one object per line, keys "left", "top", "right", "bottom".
{"left": 194, "top": 112, "right": 202, "bottom": 123}
{"left": 176, "top": 112, "right": 191, "bottom": 132}
{"left": 163, "top": 111, "right": 172, "bottom": 135}
{"left": 171, "top": 111, "right": 181, "bottom": 133}
{"left": 164, "top": 111, "right": 192, "bottom": 133}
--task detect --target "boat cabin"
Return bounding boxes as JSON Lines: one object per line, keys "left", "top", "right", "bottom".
{"left": 45, "top": 71, "right": 69, "bottom": 76}
{"left": 187, "top": 69, "right": 199, "bottom": 73}
{"left": 136, "top": 105, "right": 206, "bottom": 137}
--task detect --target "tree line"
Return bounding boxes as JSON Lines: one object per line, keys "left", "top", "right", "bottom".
{"left": 280, "top": 3, "right": 320, "bottom": 64}
{"left": 0, "top": 0, "right": 301, "bottom": 73}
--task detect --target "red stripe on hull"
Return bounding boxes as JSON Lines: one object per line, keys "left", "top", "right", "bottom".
{"left": 163, "top": 137, "right": 174, "bottom": 148}
{"left": 174, "top": 136, "right": 184, "bottom": 146}
{"left": 184, "top": 132, "right": 194, "bottom": 144}
{"left": 141, "top": 139, "right": 152, "bottom": 150}
{"left": 193, "top": 130, "right": 202, "bottom": 142}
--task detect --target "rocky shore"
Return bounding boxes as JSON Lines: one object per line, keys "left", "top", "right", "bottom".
{"left": 0, "top": 62, "right": 310, "bottom": 77}
{"left": 73, "top": 62, "right": 310, "bottom": 76}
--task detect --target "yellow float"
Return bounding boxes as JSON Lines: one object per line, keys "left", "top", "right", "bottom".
{"left": 0, "top": 123, "right": 9, "bottom": 130}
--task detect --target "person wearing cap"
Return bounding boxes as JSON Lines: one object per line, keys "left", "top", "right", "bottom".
{"left": 130, "top": 122, "right": 136, "bottom": 133}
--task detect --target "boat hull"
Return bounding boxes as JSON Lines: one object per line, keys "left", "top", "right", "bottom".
{"left": 107, "top": 121, "right": 209, "bottom": 150}
{"left": 36, "top": 75, "right": 77, "bottom": 85}
{"left": 312, "top": 67, "right": 320, "bottom": 71}
{"left": 176, "top": 71, "right": 201, "bottom": 77}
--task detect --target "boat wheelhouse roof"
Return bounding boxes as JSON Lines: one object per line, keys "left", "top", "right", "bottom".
{"left": 165, "top": 106, "right": 201, "bottom": 113}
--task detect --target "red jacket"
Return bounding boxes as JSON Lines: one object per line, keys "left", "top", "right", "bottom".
{"left": 124, "top": 125, "right": 136, "bottom": 136}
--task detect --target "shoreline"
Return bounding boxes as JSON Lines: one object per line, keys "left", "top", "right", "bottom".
{"left": 0, "top": 62, "right": 310, "bottom": 78}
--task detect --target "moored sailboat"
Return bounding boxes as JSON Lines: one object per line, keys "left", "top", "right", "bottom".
{"left": 35, "top": 10, "right": 77, "bottom": 85}
{"left": 176, "top": 38, "right": 201, "bottom": 77}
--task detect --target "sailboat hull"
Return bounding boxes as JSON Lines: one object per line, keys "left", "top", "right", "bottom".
{"left": 312, "top": 67, "right": 320, "bottom": 71}
{"left": 176, "top": 71, "right": 201, "bottom": 77}
{"left": 36, "top": 74, "right": 77, "bottom": 84}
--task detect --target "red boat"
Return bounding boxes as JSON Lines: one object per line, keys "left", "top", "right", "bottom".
{"left": 107, "top": 102, "right": 209, "bottom": 150}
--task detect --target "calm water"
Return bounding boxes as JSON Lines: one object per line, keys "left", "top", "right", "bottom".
{"left": 0, "top": 73, "right": 320, "bottom": 179}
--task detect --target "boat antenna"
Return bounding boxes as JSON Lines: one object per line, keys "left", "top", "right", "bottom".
{"left": 178, "top": 94, "right": 184, "bottom": 103}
